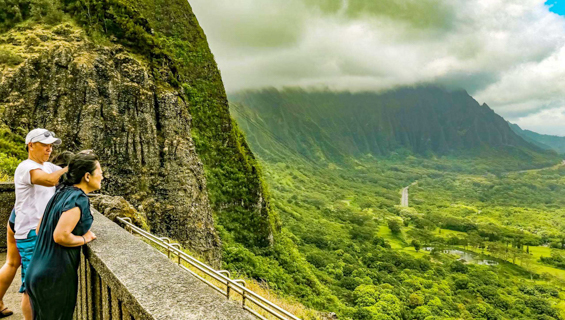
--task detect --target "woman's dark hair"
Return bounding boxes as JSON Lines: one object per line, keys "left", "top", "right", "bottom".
{"left": 51, "top": 151, "right": 75, "bottom": 167}
{"left": 60, "top": 153, "right": 99, "bottom": 186}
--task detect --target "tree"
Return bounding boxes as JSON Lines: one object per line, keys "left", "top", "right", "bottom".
{"left": 411, "top": 240, "right": 421, "bottom": 252}
{"left": 388, "top": 219, "right": 402, "bottom": 235}
{"left": 409, "top": 293, "right": 424, "bottom": 307}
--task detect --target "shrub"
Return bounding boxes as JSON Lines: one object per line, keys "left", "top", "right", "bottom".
{"left": 388, "top": 219, "right": 402, "bottom": 234}
{"left": 0, "top": 50, "right": 23, "bottom": 66}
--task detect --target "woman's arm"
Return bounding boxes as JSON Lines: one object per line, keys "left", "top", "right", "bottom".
{"left": 53, "top": 207, "right": 96, "bottom": 247}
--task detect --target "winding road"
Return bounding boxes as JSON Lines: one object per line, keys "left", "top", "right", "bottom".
{"left": 400, "top": 181, "right": 418, "bottom": 207}
{"left": 401, "top": 187, "right": 409, "bottom": 207}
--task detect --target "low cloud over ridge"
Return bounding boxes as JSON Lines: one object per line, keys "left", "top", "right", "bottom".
{"left": 190, "top": 0, "right": 565, "bottom": 136}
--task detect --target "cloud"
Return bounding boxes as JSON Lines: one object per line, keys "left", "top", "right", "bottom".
{"left": 513, "top": 106, "right": 565, "bottom": 136}
{"left": 302, "top": 0, "right": 455, "bottom": 29}
{"left": 189, "top": 0, "right": 565, "bottom": 134}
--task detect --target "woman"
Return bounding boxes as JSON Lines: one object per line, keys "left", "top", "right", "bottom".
{"left": 25, "top": 153, "right": 102, "bottom": 319}
{"left": 0, "top": 151, "right": 74, "bottom": 318}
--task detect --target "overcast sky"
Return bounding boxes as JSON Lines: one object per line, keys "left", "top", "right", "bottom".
{"left": 190, "top": 0, "right": 565, "bottom": 136}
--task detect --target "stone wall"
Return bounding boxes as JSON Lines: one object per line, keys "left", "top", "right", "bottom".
{"left": 75, "top": 210, "right": 255, "bottom": 319}
{"left": 0, "top": 183, "right": 15, "bottom": 252}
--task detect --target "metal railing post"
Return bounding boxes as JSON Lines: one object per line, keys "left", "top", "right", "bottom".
{"left": 122, "top": 217, "right": 133, "bottom": 234}
{"left": 234, "top": 279, "right": 247, "bottom": 308}
{"left": 159, "top": 237, "right": 172, "bottom": 258}
{"left": 218, "top": 270, "right": 232, "bottom": 299}
{"left": 171, "top": 243, "right": 182, "bottom": 265}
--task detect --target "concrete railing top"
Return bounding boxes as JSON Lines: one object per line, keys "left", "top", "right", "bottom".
{"left": 87, "top": 210, "right": 255, "bottom": 320}
{"left": 0, "top": 182, "right": 14, "bottom": 190}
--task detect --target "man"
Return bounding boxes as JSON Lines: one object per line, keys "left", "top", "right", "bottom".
{"left": 13, "top": 128, "right": 67, "bottom": 320}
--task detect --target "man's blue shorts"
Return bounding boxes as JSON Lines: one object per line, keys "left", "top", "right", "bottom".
{"left": 15, "top": 230, "right": 37, "bottom": 293}
{"left": 9, "top": 209, "right": 15, "bottom": 233}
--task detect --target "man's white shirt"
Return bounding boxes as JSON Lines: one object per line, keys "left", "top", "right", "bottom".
{"left": 14, "top": 159, "right": 62, "bottom": 240}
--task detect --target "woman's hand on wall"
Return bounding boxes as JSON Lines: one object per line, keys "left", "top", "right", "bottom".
{"left": 83, "top": 230, "right": 97, "bottom": 244}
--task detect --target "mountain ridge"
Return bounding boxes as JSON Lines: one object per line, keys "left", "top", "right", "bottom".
{"left": 510, "top": 123, "right": 565, "bottom": 155}
{"left": 230, "top": 87, "right": 558, "bottom": 167}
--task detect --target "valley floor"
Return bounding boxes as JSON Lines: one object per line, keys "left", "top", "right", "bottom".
{"left": 255, "top": 158, "right": 565, "bottom": 319}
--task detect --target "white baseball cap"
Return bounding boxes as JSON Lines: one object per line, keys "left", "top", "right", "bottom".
{"left": 25, "top": 128, "right": 62, "bottom": 145}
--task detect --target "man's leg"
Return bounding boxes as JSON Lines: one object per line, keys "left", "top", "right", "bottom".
{"left": 21, "top": 292, "right": 32, "bottom": 320}
{"left": 15, "top": 230, "right": 36, "bottom": 320}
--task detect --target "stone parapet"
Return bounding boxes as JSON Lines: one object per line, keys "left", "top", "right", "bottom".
{"left": 75, "top": 210, "right": 255, "bottom": 319}
{"left": 0, "top": 183, "right": 15, "bottom": 252}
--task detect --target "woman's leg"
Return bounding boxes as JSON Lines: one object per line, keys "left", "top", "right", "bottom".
{"left": 21, "top": 293, "right": 31, "bottom": 320}
{"left": 0, "top": 221, "right": 20, "bottom": 310}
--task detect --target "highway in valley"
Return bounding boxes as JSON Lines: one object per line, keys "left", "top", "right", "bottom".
{"left": 401, "top": 186, "right": 409, "bottom": 207}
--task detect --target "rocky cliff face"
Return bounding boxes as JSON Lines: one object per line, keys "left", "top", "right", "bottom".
{"left": 0, "top": 24, "right": 221, "bottom": 264}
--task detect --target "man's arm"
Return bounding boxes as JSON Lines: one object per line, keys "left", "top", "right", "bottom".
{"left": 30, "top": 167, "right": 68, "bottom": 187}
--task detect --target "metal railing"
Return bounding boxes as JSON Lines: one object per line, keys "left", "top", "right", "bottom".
{"left": 116, "top": 217, "right": 301, "bottom": 320}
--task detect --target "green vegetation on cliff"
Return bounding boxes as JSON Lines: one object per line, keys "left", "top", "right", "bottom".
{"left": 0, "top": 128, "right": 26, "bottom": 180}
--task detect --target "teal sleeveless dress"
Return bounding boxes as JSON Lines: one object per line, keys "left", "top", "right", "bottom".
{"left": 25, "top": 186, "right": 93, "bottom": 320}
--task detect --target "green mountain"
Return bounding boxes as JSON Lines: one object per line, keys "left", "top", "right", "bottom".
{"left": 229, "top": 86, "right": 565, "bottom": 318}
{"left": 510, "top": 123, "right": 565, "bottom": 155}
{"left": 230, "top": 87, "right": 558, "bottom": 167}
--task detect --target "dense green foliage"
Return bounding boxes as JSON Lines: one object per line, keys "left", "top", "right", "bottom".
{"left": 0, "top": 0, "right": 64, "bottom": 31}
{"left": 0, "top": 127, "right": 26, "bottom": 179}
{"left": 229, "top": 90, "right": 565, "bottom": 318}
{"left": 541, "top": 253, "right": 565, "bottom": 270}
{"left": 252, "top": 159, "right": 565, "bottom": 319}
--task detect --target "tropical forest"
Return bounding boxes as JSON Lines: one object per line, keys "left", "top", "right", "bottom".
{"left": 1, "top": 0, "right": 565, "bottom": 320}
